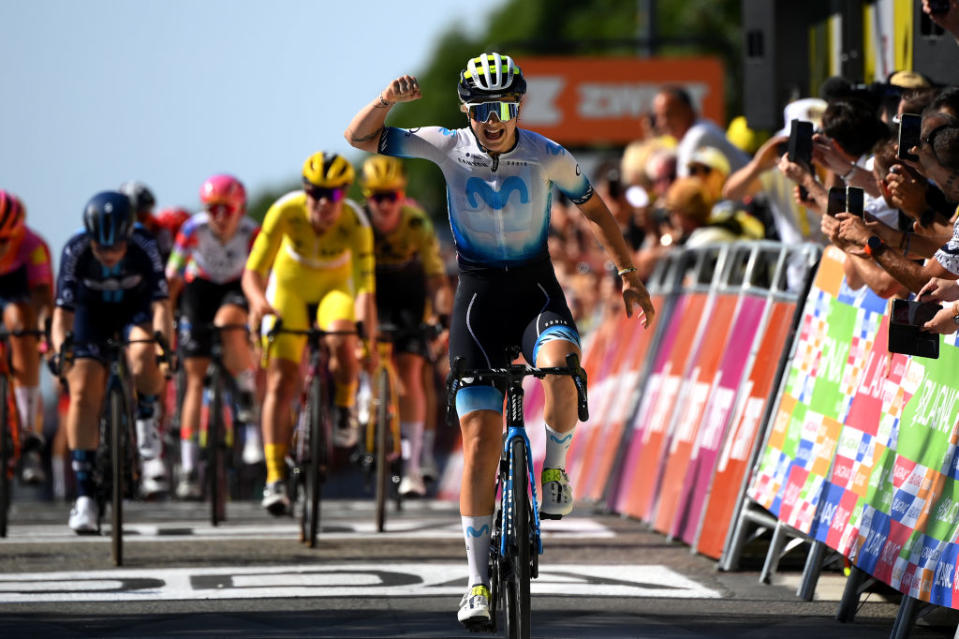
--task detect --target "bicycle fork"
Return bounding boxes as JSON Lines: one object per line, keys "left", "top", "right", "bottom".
{"left": 501, "top": 382, "right": 543, "bottom": 561}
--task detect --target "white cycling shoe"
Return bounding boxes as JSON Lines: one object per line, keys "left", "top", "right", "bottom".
{"left": 175, "top": 469, "right": 202, "bottom": 501}
{"left": 68, "top": 496, "right": 98, "bottom": 534}
{"left": 261, "top": 480, "right": 290, "bottom": 516}
{"left": 540, "top": 467, "right": 574, "bottom": 519}
{"left": 399, "top": 471, "right": 426, "bottom": 497}
{"left": 140, "top": 458, "right": 169, "bottom": 497}
{"left": 457, "top": 584, "right": 491, "bottom": 627}
{"left": 136, "top": 416, "right": 162, "bottom": 460}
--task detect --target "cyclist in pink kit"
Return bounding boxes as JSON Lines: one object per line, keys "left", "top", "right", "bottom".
{"left": 166, "top": 175, "right": 261, "bottom": 499}
{"left": 0, "top": 190, "right": 54, "bottom": 484}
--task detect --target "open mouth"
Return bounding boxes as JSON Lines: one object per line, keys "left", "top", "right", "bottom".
{"left": 483, "top": 125, "right": 505, "bottom": 143}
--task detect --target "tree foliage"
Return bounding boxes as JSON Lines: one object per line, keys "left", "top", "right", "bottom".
{"left": 250, "top": 0, "right": 741, "bottom": 229}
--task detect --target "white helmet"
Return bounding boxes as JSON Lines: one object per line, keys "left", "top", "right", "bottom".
{"left": 458, "top": 52, "right": 526, "bottom": 102}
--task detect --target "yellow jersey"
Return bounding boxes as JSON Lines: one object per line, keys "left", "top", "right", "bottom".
{"left": 247, "top": 191, "right": 375, "bottom": 295}
{"left": 372, "top": 203, "right": 445, "bottom": 278}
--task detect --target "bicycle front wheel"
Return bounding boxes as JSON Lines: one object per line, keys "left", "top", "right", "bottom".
{"left": 505, "top": 437, "right": 531, "bottom": 639}
{"left": 208, "top": 368, "right": 227, "bottom": 526}
{"left": 109, "top": 387, "right": 124, "bottom": 567}
{"left": 374, "top": 367, "right": 390, "bottom": 532}
{"left": 302, "top": 374, "right": 326, "bottom": 548}
{"left": 0, "top": 373, "right": 11, "bottom": 538}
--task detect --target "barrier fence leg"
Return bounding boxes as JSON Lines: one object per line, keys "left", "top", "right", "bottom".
{"left": 720, "top": 507, "right": 751, "bottom": 572}
{"left": 759, "top": 521, "right": 787, "bottom": 584}
{"left": 797, "top": 540, "right": 825, "bottom": 601}
{"left": 889, "top": 595, "right": 919, "bottom": 639}
{"left": 837, "top": 565, "right": 872, "bottom": 623}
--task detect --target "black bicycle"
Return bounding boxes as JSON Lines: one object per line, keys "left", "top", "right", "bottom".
{"left": 194, "top": 322, "right": 249, "bottom": 527}
{"left": 447, "top": 352, "right": 588, "bottom": 639}
{"left": 266, "top": 319, "right": 356, "bottom": 548}
{"left": 56, "top": 330, "right": 172, "bottom": 566}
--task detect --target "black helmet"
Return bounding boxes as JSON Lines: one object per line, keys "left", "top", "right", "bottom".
{"left": 118, "top": 180, "right": 156, "bottom": 213}
{"left": 457, "top": 52, "right": 526, "bottom": 103}
{"left": 83, "top": 191, "right": 135, "bottom": 247}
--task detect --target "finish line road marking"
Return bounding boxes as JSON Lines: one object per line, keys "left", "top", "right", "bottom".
{"left": 0, "top": 563, "right": 720, "bottom": 603}
{"left": 0, "top": 516, "right": 614, "bottom": 543}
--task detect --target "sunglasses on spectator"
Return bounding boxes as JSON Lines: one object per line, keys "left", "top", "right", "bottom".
{"left": 369, "top": 191, "right": 401, "bottom": 203}
{"left": 305, "top": 185, "right": 345, "bottom": 202}
{"left": 465, "top": 101, "right": 520, "bottom": 123}
{"left": 688, "top": 164, "right": 713, "bottom": 177}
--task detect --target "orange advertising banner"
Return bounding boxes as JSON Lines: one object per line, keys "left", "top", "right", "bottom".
{"left": 519, "top": 56, "right": 726, "bottom": 145}
{"left": 694, "top": 300, "right": 797, "bottom": 559}
{"left": 651, "top": 293, "right": 740, "bottom": 534}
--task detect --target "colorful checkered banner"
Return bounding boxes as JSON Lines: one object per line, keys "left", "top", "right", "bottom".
{"left": 748, "top": 246, "right": 959, "bottom": 608}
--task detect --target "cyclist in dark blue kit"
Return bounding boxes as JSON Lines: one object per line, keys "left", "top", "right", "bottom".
{"left": 51, "top": 191, "right": 173, "bottom": 532}
{"left": 347, "top": 52, "right": 655, "bottom": 625}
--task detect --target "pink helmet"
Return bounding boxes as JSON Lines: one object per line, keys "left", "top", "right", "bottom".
{"left": 199, "top": 174, "right": 246, "bottom": 214}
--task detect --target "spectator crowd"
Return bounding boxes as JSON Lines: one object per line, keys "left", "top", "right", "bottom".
{"left": 547, "top": 0, "right": 959, "bottom": 339}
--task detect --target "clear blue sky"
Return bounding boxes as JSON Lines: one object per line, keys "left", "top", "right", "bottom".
{"left": 0, "top": 0, "right": 495, "bottom": 259}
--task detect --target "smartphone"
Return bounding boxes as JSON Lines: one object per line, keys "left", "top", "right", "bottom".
{"left": 888, "top": 298, "right": 941, "bottom": 359}
{"left": 898, "top": 113, "right": 922, "bottom": 162}
{"left": 827, "top": 186, "right": 846, "bottom": 217}
{"left": 845, "top": 186, "right": 864, "bottom": 217}
{"left": 787, "top": 119, "right": 814, "bottom": 168}
{"left": 929, "top": 0, "right": 951, "bottom": 15}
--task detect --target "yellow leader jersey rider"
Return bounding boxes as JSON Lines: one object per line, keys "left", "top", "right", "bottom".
{"left": 242, "top": 151, "right": 376, "bottom": 515}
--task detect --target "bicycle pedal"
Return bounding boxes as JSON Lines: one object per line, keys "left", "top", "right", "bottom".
{"left": 540, "top": 512, "right": 564, "bottom": 520}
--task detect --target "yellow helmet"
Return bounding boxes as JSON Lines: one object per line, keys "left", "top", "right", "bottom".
{"left": 362, "top": 156, "right": 407, "bottom": 195}
{"left": 302, "top": 151, "right": 355, "bottom": 188}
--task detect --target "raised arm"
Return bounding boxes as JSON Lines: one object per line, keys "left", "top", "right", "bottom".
{"left": 345, "top": 75, "right": 422, "bottom": 153}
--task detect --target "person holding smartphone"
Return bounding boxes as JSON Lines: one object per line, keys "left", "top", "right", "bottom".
{"left": 916, "top": 276, "right": 959, "bottom": 335}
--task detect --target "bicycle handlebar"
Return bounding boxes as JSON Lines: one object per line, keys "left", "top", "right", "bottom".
{"left": 374, "top": 321, "right": 444, "bottom": 343}
{"left": 446, "top": 352, "right": 589, "bottom": 424}
{"left": 51, "top": 330, "right": 177, "bottom": 378}
{"left": 265, "top": 318, "right": 359, "bottom": 341}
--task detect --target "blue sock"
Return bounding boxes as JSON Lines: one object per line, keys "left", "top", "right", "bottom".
{"left": 71, "top": 450, "right": 96, "bottom": 498}
{"left": 137, "top": 394, "right": 158, "bottom": 419}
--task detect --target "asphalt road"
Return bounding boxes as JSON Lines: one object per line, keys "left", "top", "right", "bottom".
{"left": 1, "top": 495, "right": 957, "bottom": 638}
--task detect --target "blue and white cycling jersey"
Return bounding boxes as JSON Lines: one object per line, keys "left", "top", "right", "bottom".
{"left": 378, "top": 126, "right": 593, "bottom": 268}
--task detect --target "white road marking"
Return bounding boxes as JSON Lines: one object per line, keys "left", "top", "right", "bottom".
{"left": 0, "top": 516, "right": 614, "bottom": 543}
{"left": 0, "top": 563, "right": 720, "bottom": 602}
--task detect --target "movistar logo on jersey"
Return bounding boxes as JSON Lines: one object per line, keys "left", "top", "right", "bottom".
{"left": 465, "top": 177, "right": 529, "bottom": 210}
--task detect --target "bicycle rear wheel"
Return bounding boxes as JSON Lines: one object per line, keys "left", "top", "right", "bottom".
{"left": 0, "top": 374, "right": 11, "bottom": 538}
{"left": 504, "top": 437, "right": 531, "bottom": 639}
{"left": 302, "top": 374, "right": 326, "bottom": 548}
{"left": 109, "top": 387, "right": 124, "bottom": 567}
{"left": 208, "top": 368, "right": 227, "bottom": 526}
{"left": 374, "top": 367, "right": 390, "bottom": 532}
